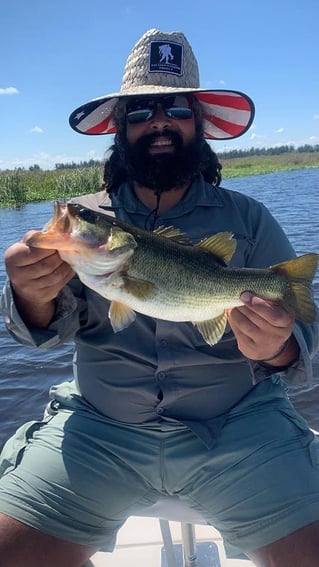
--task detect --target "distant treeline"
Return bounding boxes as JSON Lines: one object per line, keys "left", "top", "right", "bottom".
{"left": 4, "top": 145, "right": 319, "bottom": 173}
{"left": 55, "top": 158, "right": 102, "bottom": 170}
{"left": 26, "top": 144, "right": 319, "bottom": 172}
{"left": 219, "top": 144, "right": 319, "bottom": 159}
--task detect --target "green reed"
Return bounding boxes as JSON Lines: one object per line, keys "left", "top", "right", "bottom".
{"left": 54, "top": 167, "right": 102, "bottom": 198}
{"left": 0, "top": 167, "right": 102, "bottom": 208}
{"left": 0, "top": 171, "right": 28, "bottom": 207}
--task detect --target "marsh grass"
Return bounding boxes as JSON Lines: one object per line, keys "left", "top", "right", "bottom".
{"left": 0, "top": 152, "right": 318, "bottom": 208}
{"left": 221, "top": 151, "right": 319, "bottom": 178}
{"left": 54, "top": 167, "right": 102, "bottom": 197}
{"left": 0, "top": 167, "right": 103, "bottom": 208}
{"left": 0, "top": 171, "right": 28, "bottom": 206}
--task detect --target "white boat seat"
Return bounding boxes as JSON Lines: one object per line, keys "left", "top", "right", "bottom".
{"left": 137, "top": 495, "right": 208, "bottom": 524}
{"left": 83, "top": 495, "right": 222, "bottom": 566}
{"left": 133, "top": 495, "right": 221, "bottom": 567}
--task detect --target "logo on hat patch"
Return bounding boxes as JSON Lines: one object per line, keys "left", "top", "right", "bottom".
{"left": 149, "top": 41, "right": 183, "bottom": 76}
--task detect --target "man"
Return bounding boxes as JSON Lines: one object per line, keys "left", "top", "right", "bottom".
{"left": 0, "top": 28, "right": 319, "bottom": 567}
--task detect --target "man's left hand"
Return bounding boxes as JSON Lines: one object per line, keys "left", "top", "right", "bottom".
{"left": 228, "top": 292, "right": 297, "bottom": 363}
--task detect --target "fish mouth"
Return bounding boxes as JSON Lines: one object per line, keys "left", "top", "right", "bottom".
{"left": 67, "top": 202, "right": 86, "bottom": 219}
{"left": 42, "top": 201, "right": 72, "bottom": 235}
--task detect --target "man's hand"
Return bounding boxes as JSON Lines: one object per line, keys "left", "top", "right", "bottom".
{"left": 228, "top": 292, "right": 299, "bottom": 366}
{"left": 4, "top": 231, "right": 74, "bottom": 328}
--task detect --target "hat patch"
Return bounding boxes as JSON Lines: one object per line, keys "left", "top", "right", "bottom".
{"left": 149, "top": 41, "right": 183, "bottom": 76}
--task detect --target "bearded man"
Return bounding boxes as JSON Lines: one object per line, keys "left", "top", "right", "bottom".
{"left": 1, "top": 28, "right": 319, "bottom": 567}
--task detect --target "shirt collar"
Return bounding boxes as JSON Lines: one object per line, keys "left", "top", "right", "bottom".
{"left": 109, "top": 175, "right": 224, "bottom": 219}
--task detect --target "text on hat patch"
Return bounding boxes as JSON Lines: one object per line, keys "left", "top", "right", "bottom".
{"left": 149, "top": 41, "right": 184, "bottom": 76}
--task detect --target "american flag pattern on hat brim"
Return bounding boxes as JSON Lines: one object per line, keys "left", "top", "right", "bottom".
{"left": 195, "top": 91, "right": 254, "bottom": 139}
{"left": 69, "top": 89, "right": 254, "bottom": 140}
{"left": 70, "top": 98, "right": 118, "bottom": 136}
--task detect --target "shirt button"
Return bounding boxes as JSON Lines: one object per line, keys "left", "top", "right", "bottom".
{"left": 156, "top": 407, "right": 165, "bottom": 415}
{"left": 160, "top": 339, "right": 168, "bottom": 348}
{"left": 158, "top": 371, "right": 167, "bottom": 380}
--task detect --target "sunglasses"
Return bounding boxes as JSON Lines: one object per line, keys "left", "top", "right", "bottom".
{"left": 126, "top": 95, "right": 193, "bottom": 124}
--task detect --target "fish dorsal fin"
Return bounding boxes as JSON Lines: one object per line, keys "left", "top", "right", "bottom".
{"left": 195, "top": 232, "right": 236, "bottom": 264}
{"left": 193, "top": 312, "right": 228, "bottom": 346}
{"left": 153, "top": 226, "right": 191, "bottom": 245}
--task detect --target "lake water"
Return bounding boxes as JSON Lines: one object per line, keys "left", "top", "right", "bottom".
{"left": 0, "top": 168, "right": 318, "bottom": 449}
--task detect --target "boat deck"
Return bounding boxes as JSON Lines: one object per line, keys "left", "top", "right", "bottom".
{"left": 88, "top": 515, "right": 254, "bottom": 566}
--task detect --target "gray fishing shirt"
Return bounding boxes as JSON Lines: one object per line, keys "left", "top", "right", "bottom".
{"left": 2, "top": 176, "right": 318, "bottom": 447}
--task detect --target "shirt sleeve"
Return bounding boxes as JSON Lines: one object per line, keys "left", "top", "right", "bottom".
{"left": 0, "top": 277, "right": 83, "bottom": 349}
{"left": 245, "top": 201, "right": 319, "bottom": 386}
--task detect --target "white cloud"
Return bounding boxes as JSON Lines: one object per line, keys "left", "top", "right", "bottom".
{"left": 202, "top": 80, "right": 215, "bottom": 88}
{"left": 201, "top": 79, "right": 226, "bottom": 88}
{"left": 313, "top": 115, "right": 319, "bottom": 120}
{"left": 250, "top": 132, "right": 266, "bottom": 141}
{"left": 276, "top": 128, "right": 284, "bottom": 133}
{"left": 0, "top": 87, "right": 19, "bottom": 95}
{"left": 29, "top": 126, "right": 44, "bottom": 134}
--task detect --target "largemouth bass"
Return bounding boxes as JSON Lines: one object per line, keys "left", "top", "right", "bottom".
{"left": 26, "top": 202, "right": 318, "bottom": 346}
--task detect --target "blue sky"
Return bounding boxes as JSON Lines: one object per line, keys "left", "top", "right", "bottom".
{"left": 1, "top": 0, "right": 318, "bottom": 170}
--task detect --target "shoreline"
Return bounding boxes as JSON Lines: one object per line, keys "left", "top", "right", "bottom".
{"left": 1, "top": 152, "right": 319, "bottom": 209}
{"left": 222, "top": 157, "right": 319, "bottom": 179}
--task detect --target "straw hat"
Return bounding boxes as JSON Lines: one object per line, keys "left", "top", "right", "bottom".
{"left": 69, "top": 29, "right": 255, "bottom": 140}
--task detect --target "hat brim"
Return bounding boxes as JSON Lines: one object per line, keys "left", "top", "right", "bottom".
{"left": 69, "top": 87, "right": 255, "bottom": 141}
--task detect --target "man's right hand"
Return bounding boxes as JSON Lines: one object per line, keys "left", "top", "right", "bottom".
{"left": 4, "top": 231, "right": 74, "bottom": 328}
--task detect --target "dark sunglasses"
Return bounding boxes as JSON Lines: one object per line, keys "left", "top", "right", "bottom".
{"left": 126, "top": 95, "right": 193, "bottom": 124}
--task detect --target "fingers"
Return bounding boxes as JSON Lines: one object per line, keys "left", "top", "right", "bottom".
{"left": 239, "top": 292, "right": 293, "bottom": 327}
{"left": 4, "top": 236, "right": 74, "bottom": 306}
{"left": 228, "top": 293, "right": 295, "bottom": 361}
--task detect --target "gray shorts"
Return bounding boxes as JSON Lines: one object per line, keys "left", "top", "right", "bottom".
{"left": 1, "top": 378, "right": 319, "bottom": 558}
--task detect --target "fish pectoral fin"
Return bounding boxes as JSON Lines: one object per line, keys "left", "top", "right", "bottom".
{"left": 109, "top": 301, "right": 136, "bottom": 332}
{"left": 122, "top": 276, "right": 156, "bottom": 299}
{"left": 193, "top": 312, "right": 228, "bottom": 346}
{"left": 195, "top": 232, "right": 236, "bottom": 264}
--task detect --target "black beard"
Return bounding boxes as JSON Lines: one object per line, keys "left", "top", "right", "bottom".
{"left": 122, "top": 130, "right": 203, "bottom": 193}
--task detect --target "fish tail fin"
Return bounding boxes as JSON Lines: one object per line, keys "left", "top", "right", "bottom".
{"left": 270, "top": 253, "right": 318, "bottom": 323}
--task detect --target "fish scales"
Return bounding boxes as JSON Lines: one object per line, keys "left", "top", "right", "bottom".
{"left": 26, "top": 202, "right": 318, "bottom": 346}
